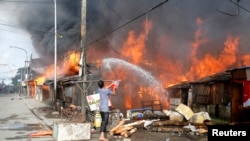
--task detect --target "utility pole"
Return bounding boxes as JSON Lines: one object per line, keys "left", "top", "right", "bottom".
{"left": 81, "top": 0, "right": 87, "bottom": 121}
{"left": 54, "top": 0, "right": 58, "bottom": 110}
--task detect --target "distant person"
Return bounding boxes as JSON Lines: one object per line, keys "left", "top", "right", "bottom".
{"left": 97, "top": 80, "right": 117, "bottom": 141}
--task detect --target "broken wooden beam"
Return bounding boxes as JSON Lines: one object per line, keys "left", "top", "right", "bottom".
{"left": 124, "top": 120, "right": 145, "bottom": 127}
{"left": 110, "top": 119, "right": 144, "bottom": 137}
{"left": 114, "top": 126, "right": 134, "bottom": 134}
{"left": 110, "top": 118, "right": 125, "bottom": 135}
{"left": 123, "top": 128, "right": 137, "bottom": 138}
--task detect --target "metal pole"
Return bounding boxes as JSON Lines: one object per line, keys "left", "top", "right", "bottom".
{"left": 54, "top": 0, "right": 57, "bottom": 110}
{"left": 9, "top": 46, "right": 28, "bottom": 77}
{"left": 9, "top": 46, "right": 29, "bottom": 96}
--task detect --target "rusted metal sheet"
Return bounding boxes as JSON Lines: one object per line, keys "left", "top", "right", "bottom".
{"left": 231, "top": 69, "right": 247, "bottom": 80}
{"left": 210, "top": 83, "right": 224, "bottom": 104}
{"left": 231, "top": 84, "right": 242, "bottom": 122}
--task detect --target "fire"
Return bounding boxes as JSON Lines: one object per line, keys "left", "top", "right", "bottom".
{"left": 187, "top": 17, "right": 239, "bottom": 80}
{"left": 99, "top": 20, "right": 169, "bottom": 110}
{"left": 35, "top": 76, "right": 45, "bottom": 85}
{"left": 62, "top": 51, "right": 81, "bottom": 75}
{"left": 121, "top": 20, "right": 152, "bottom": 64}
{"left": 33, "top": 16, "right": 247, "bottom": 112}
{"left": 86, "top": 17, "right": 248, "bottom": 112}
{"left": 34, "top": 51, "right": 80, "bottom": 84}
{"left": 188, "top": 35, "right": 239, "bottom": 79}
{"left": 241, "top": 55, "right": 250, "bottom": 66}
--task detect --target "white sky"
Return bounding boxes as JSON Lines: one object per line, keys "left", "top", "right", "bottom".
{"left": 0, "top": 2, "right": 39, "bottom": 84}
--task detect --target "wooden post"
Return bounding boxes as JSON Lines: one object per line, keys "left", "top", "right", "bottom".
{"left": 80, "top": 0, "right": 87, "bottom": 122}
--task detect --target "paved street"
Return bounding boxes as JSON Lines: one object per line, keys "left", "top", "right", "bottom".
{"left": 0, "top": 94, "right": 54, "bottom": 141}
{"left": 0, "top": 94, "right": 208, "bottom": 141}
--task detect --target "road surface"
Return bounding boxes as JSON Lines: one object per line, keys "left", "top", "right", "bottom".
{"left": 0, "top": 94, "right": 54, "bottom": 141}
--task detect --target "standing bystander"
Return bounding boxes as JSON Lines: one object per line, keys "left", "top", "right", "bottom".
{"left": 97, "top": 80, "right": 117, "bottom": 141}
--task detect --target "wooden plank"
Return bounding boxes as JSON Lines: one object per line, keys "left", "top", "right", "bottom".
{"left": 109, "top": 119, "right": 125, "bottom": 135}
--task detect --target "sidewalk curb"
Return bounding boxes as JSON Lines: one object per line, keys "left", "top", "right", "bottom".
{"left": 18, "top": 94, "right": 53, "bottom": 130}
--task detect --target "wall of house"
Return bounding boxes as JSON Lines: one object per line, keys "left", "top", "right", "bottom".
{"left": 192, "top": 84, "right": 210, "bottom": 105}
{"left": 34, "top": 85, "right": 51, "bottom": 102}
{"left": 207, "top": 105, "right": 230, "bottom": 119}
{"left": 74, "top": 84, "right": 82, "bottom": 106}
{"left": 42, "top": 85, "right": 50, "bottom": 100}
{"left": 191, "top": 82, "right": 231, "bottom": 121}
{"left": 35, "top": 86, "right": 42, "bottom": 101}
{"left": 230, "top": 68, "right": 250, "bottom": 122}
{"left": 57, "top": 83, "right": 85, "bottom": 108}
{"left": 168, "top": 88, "right": 182, "bottom": 110}
{"left": 27, "top": 81, "right": 36, "bottom": 98}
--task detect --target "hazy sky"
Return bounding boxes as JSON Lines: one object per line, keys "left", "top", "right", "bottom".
{"left": 0, "top": 1, "right": 39, "bottom": 84}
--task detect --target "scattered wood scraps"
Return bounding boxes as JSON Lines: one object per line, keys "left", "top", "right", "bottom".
{"left": 110, "top": 119, "right": 145, "bottom": 138}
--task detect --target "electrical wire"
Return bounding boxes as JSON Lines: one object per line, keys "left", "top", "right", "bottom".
{"left": 0, "top": 0, "right": 53, "bottom": 3}
{"left": 216, "top": 0, "right": 250, "bottom": 16}
{"left": 230, "top": 0, "right": 250, "bottom": 13}
{"left": 86, "top": 0, "right": 169, "bottom": 47}
{"left": 101, "top": 0, "right": 137, "bottom": 33}
{"left": 1, "top": 0, "right": 170, "bottom": 75}
{"left": 84, "top": 0, "right": 169, "bottom": 65}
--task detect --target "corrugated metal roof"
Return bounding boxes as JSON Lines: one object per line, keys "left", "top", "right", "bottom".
{"left": 191, "top": 71, "right": 231, "bottom": 83}
{"left": 167, "top": 71, "right": 231, "bottom": 89}
{"left": 225, "top": 66, "right": 250, "bottom": 72}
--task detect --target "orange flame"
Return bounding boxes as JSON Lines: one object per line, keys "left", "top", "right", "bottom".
{"left": 34, "top": 51, "right": 80, "bottom": 85}
{"left": 121, "top": 20, "right": 152, "bottom": 64}
{"left": 34, "top": 17, "right": 248, "bottom": 112}
{"left": 87, "top": 17, "right": 248, "bottom": 111}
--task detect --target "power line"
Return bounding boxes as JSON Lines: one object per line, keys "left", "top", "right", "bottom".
{"left": 83, "top": 0, "right": 170, "bottom": 66}
{"left": 230, "top": 0, "right": 250, "bottom": 13}
{"left": 0, "top": 0, "right": 53, "bottom": 3}
{"left": 86, "top": 0, "right": 169, "bottom": 47}
{"left": 0, "top": 70, "right": 17, "bottom": 74}
{"left": 0, "top": 22, "right": 21, "bottom": 29}
{"left": 0, "top": 20, "right": 31, "bottom": 35}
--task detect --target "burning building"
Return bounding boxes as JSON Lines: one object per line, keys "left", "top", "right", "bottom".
{"left": 15, "top": 0, "right": 250, "bottom": 116}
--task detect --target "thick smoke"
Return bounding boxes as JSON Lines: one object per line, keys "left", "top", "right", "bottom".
{"left": 14, "top": 0, "right": 250, "bottom": 112}
{"left": 17, "top": 0, "right": 250, "bottom": 72}
{"left": 18, "top": 0, "right": 81, "bottom": 63}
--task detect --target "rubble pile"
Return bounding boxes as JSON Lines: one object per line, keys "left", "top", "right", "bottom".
{"left": 146, "top": 104, "right": 209, "bottom": 135}
{"left": 61, "top": 104, "right": 83, "bottom": 121}
{"left": 123, "top": 103, "right": 210, "bottom": 137}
